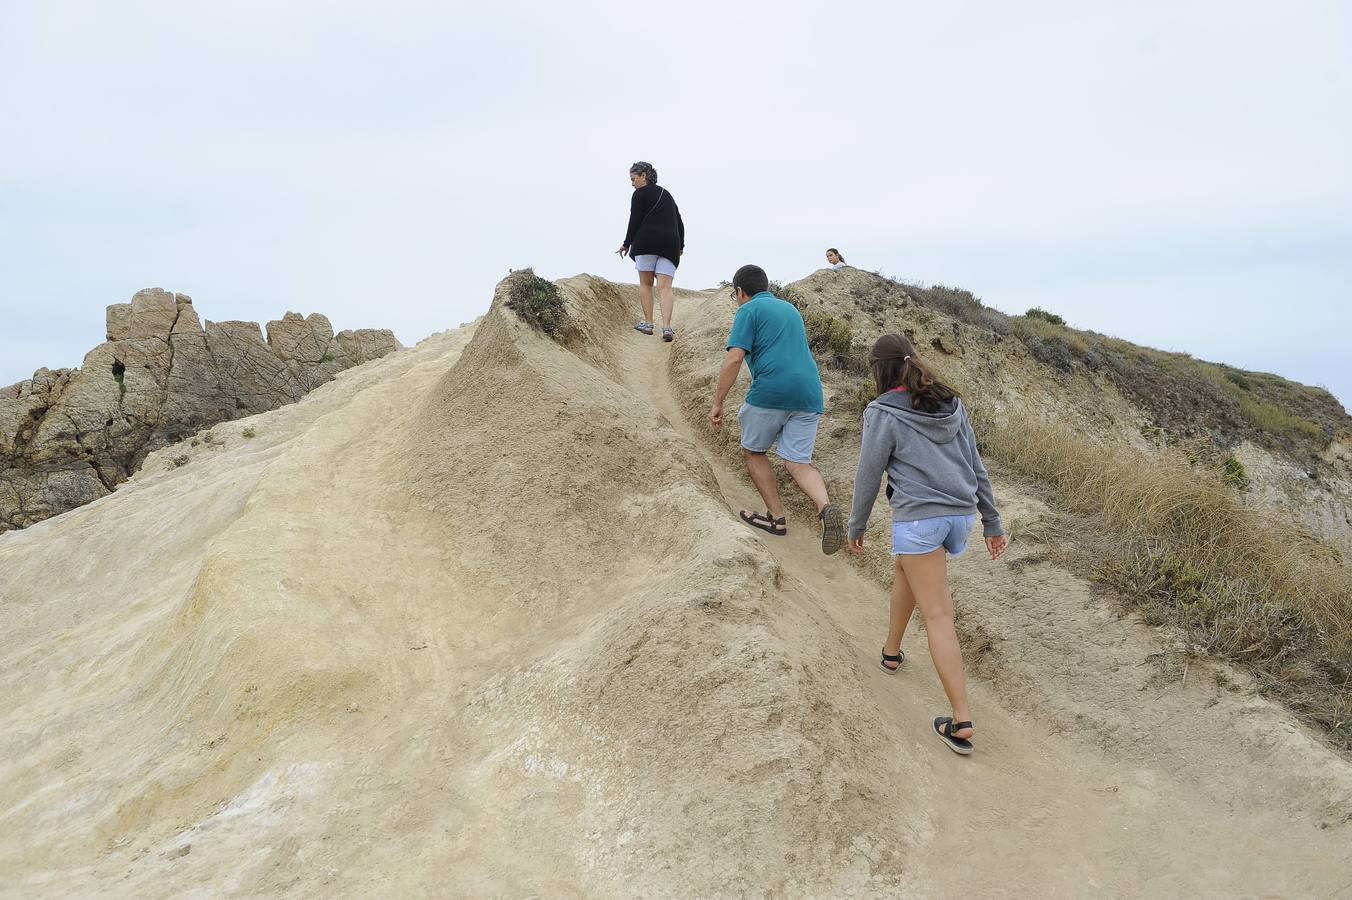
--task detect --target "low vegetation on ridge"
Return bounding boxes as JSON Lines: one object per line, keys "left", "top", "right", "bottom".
{"left": 836, "top": 270, "right": 1334, "bottom": 452}
{"left": 505, "top": 268, "right": 568, "bottom": 337}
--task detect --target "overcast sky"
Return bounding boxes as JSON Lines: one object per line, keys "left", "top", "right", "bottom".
{"left": 2, "top": 1, "right": 1349, "bottom": 407}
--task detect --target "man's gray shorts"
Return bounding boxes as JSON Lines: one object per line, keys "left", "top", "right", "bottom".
{"left": 737, "top": 403, "right": 821, "bottom": 464}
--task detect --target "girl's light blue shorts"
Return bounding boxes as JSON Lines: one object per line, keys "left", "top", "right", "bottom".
{"left": 892, "top": 514, "right": 977, "bottom": 556}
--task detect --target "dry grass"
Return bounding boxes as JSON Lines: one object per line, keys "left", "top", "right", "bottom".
{"left": 902, "top": 281, "right": 1012, "bottom": 335}
{"left": 980, "top": 414, "right": 1352, "bottom": 747}
{"left": 1236, "top": 392, "right": 1325, "bottom": 438}
{"left": 1183, "top": 354, "right": 1325, "bottom": 438}
{"left": 1012, "top": 316, "right": 1090, "bottom": 356}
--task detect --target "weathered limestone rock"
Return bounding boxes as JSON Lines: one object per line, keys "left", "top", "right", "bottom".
{"left": 106, "top": 304, "right": 133, "bottom": 341}
{"left": 267, "top": 312, "right": 341, "bottom": 390}
{"left": 268, "top": 311, "right": 333, "bottom": 365}
{"left": 171, "top": 294, "right": 202, "bottom": 335}
{"left": 124, "top": 288, "right": 180, "bottom": 341}
{"left": 206, "top": 321, "right": 307, "bottom": 415}
{"left": 0, "top": 288, "right": 402, "bottom": 531}
{"left": 335, "top": 329, "right": 402, "bottom": 366}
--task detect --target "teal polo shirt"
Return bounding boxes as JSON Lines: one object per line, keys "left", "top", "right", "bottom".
{"left": 726, "top": 292, "right": 825, "bottom": 413}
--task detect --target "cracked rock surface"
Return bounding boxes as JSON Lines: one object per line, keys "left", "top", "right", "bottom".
{"left": 0, "top": 288, "right": 400, "bottom": 531}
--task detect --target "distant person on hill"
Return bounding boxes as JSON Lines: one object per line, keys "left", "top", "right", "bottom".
{"left": 847, "top": 333, "right": 1008, "bottom": 756}
{"left": 616, "top": 161, "right": 685, "bottom": 342}
{"left": 708, "top": 264, "right": 846, "bottom": 555}
{"left": 825, "top": 248, "right": 846, "bottom": 269}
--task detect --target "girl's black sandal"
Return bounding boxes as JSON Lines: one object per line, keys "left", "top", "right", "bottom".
{"left": 934, "top": 717, "right": 975, "bottom": 755}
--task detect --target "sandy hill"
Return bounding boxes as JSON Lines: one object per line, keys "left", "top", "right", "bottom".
{"left": 1, "top": 272, "right": 1351, "bottom": 897}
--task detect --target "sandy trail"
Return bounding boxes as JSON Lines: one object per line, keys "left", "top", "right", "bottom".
{"left": 1, "top": 274, "right": 1350, "bottom": 898}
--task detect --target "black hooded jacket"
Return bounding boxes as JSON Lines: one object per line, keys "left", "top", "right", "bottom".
{"left": 623, "top": 183, "right": 685, "bottom": 265}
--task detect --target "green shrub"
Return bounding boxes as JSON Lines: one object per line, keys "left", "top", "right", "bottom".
{"left": 1221, "top": 456, "right": 1249, "bottom": 489}
{"left": 1025, "top": 307, "right": 1065, "bottom": 326}
{"left": 505, "top": 269, "right": 568, "bottom": 337}
{"left": 847, "top": 380, "right": 878, "bottom": 416}
{"left": 804, "top": 313, "right": 855, "bottom": 368}
{"left": 321, "top": 353, "right": 335, "bottom": 363}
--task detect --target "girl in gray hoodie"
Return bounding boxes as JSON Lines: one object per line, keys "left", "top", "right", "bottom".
{"left": 847, "top": 333, "right": 1008, "bottom": 755}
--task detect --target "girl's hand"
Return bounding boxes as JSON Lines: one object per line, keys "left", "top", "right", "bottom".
{"left": 616, "top": 244, "right": 629, "bottom": 258}
{"left": 848, "top": 536, "right": 865, "bottom": 555}
{"left": 986, "top": 535, "right": 1009, "bottom": 560}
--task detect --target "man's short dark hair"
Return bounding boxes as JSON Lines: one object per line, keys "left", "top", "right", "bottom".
{"left": 732, "top": 264, "right": 769, "bottom": 297}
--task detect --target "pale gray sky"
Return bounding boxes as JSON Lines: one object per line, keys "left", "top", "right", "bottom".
{"left": 2, "top": 1, "right": 1349, "bottom": 406}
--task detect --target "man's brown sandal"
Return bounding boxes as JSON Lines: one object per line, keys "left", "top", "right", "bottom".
{"left": 739, "top": 510, "right": 787, "bottom": 536}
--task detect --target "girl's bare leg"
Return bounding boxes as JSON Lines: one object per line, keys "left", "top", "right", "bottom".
{"left": 897, "top": 548, "right": 973, "bottom": 738}
{"left": 884, "top": 555, "right": 919, "bottom": 667}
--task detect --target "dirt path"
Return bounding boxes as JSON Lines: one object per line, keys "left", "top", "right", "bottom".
{"left": 630, "top": 287, "right": 1352, "bottom": 898}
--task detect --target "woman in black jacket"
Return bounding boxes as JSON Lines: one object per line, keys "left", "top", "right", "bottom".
{"left": 616, "top": 161, "right": 685, "bottom": 341}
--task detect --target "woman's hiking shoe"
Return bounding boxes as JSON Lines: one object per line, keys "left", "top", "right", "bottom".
{"left": 933, "top": 717, "right": 974, "bottom": 755}
{"left": 880, "top": 648, "right": 905, "bottom": 673}
{"left": 739, "top": 509, "right": 787, "bottom": 536}
{"left": 633, "top": 321, "right": 654, "bottom": 335}
{"left": 819, "top": 504, "right": 845, "bottom": 555}
{"left": 662, "top": 327, "right": 676, "bottom": 342}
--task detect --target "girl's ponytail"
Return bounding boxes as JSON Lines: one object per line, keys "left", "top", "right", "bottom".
{"left": 869, "top": 333, "right": 960, "bottom": 414}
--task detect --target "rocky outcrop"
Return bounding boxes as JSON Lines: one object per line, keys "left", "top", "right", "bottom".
{"left": 0, "top": 288, "right": 401, "bottom": 532}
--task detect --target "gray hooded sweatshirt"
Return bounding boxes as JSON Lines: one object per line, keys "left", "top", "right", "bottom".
{"left": 847, "top": 390, "right": 1003, "bottom": 541}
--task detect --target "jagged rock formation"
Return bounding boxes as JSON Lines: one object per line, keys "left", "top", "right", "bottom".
{"left": 0, "top": 288, "right": 400, "bottom": 531}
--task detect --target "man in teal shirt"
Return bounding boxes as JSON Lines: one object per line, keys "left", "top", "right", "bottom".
{"left": 709, "top": 264, "right": 845, "bottom": 555}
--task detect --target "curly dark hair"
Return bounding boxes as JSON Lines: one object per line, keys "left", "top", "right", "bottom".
{"left": 629, "top": 160, "right": 658, "bottom": 185}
